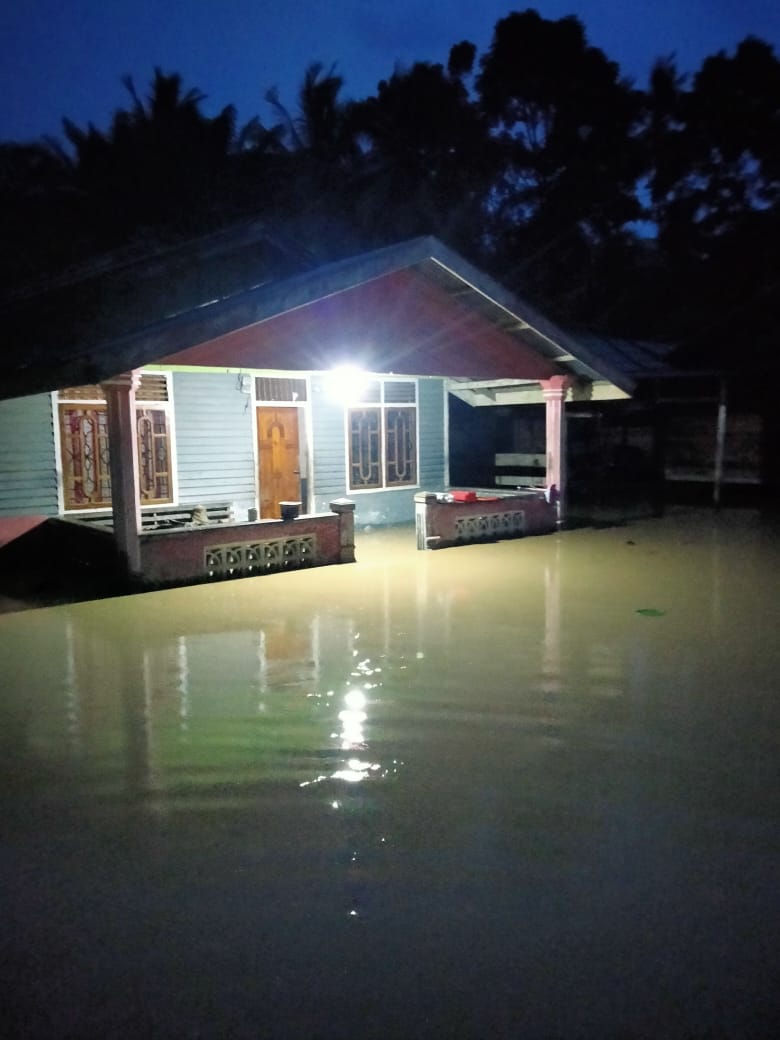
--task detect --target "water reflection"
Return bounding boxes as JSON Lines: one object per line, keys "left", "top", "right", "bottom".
{"left": 0, "top": 525, "right": 564, "bottom": 811}
{"left": 339, "top": 687, "right": 368, "bottom": 748}
{"left": 1, "top": 512, "right": 779, "bottom": 1038}
{"left": 0, "top": 596, "right": 409, "bottom": 812}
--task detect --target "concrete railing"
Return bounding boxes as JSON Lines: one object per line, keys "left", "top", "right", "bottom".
{"left": 415, "top": 489, "right": 555, "bottom": 550}
{"left": 60, "top": 500, "right": 356, "bottom": 589}
{"left": 139, "top": 500, "right": 355, "bottom": 587}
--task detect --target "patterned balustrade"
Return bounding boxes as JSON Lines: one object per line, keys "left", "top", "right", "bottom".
{"left": 54, "top": 502, "right": 353, "bottom": 589}
{"left": 454, "top": 511, "right": 525, "bottom": 542}
{"left": 204, "top": 535, "right": 317, "bottom": 579}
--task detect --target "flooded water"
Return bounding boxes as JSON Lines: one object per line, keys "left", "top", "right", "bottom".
{"left": 1, "top": 509, "right": 778, "bottom": 1039}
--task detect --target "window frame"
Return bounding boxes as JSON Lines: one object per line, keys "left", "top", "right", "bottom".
{"left": 346, "top": 378, "right": 419, "bottom": 494}
{"left": 55, "top": 372, "right": 176, "bottom": 513}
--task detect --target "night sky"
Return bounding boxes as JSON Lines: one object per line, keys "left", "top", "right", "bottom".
{"left": 2, "top": 0, "right": 780, "bottom": 145}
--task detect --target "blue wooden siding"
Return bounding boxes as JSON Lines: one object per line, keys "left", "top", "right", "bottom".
{"left": 0, "top": 374, "right": 447, "bottom": 525}
{"left": 309, "top": 375, "right": 447, "bottom": 526}
{"left": 172, "top": 372, "right": 256, "bottom": 516}
{"left": 310, "top": 376, "right": 347, "bottom": 506}
{"left": 0, "top": 394, "right": 58, "bottom": 517}
{"left": 418, "top": 378, "right": 446, "bottom": 487}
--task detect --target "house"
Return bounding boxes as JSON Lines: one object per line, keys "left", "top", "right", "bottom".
{"left": 0, "top": 227, "right": 635, "bottom": 591}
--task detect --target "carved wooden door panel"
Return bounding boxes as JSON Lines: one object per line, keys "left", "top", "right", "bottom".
{"left": 257, "top": 407, "right": 301, "bottom": 519}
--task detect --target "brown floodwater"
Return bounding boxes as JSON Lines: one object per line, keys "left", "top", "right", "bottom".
{"left": 1, "top": 508, "right": 778, "bottom": 1039}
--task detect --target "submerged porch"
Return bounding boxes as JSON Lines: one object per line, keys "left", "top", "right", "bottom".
{"left": 0, "top": 499, "right": 356, "bottom": 606}
{"left": 0, "top": 484, "right": 559, "bottom": 611}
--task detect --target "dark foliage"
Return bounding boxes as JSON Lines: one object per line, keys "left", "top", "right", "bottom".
{"left": 2, "top": 10, "right": 779, "bottom": 373}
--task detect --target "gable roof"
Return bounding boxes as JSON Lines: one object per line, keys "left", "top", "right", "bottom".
{"left": 0, "top": 226, "right": 636, "bottom": 400}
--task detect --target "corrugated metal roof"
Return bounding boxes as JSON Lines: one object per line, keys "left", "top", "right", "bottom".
{"left": 571, "top": 332, "right": 679, "bottom": 382}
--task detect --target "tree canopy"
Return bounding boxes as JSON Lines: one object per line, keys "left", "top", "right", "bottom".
{"left": 2, "top": 8, "right": 779, "bottom": 371}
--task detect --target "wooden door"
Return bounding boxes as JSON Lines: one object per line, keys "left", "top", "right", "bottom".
{"left": 257, "top": 407, "right": 301, "bottom": 519}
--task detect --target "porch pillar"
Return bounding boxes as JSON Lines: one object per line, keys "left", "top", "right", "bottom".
{"left": 330, "top": 498, "right": 356, "bottom": 563}
{"left": 540, "top": 376, "right": 573, "bottom": 527}
{"left": 102, "top": 371, "right": 142, "bottom": 578}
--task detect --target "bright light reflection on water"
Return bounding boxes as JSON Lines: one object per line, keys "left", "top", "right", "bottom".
{"left": 1, "top": 510, "right": 779, "bottom": 1039}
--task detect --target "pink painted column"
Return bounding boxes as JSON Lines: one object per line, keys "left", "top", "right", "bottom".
{"left": 540, "top": 376, "right": 573, "bottom": 526}
{"left": 101, "top": 371, "right": 142, "bottom": 577}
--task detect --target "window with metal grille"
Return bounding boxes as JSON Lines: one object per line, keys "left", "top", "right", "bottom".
{"left": 348, "top": 380, "right": 417, "bottom": 491}
{"left": 58, "top": 375, "right": 173, "bottom": 510}
{"left": 59, "top": 406, "right": 112, "bottom": 508}
{"left": 136, "top": 408, "right": 171, "bottom": 502}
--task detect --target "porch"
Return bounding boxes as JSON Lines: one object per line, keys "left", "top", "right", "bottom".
{"left": 0, "top": 499, "right": 356, "bottom": 610}
{"left": 415, "top": 488, "right": 556, "bottom": 549}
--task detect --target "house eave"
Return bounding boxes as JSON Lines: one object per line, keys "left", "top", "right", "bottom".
{"left": 0, "top": 232, "right": 636, "bottom": 400}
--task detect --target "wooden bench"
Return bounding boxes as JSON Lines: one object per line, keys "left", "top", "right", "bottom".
{"left": 141, "top": 502, "right": 234, "bottom": 529}
{"left": 76, "top": 502, "right": 234, "bottom": 530}
{"left": 494, "top": 453, "right": 547, "bottom": 488}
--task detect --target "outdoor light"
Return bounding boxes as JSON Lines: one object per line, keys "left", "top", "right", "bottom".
{"left": 324, "top": 364, "right": 368, "bottom": 405}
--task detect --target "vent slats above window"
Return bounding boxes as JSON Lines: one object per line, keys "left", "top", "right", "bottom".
{"left": 256, "top": 377, "right": 308, "bottom": 402}
{"left": 383, "top": 381, "right": 416, "bottom": 404}
{"left": 59, "top": 385, "right": 104, "bottom": 402}
{"left": 59, "top": 373, "right": 169, "bottom": 402}
{"left": 137, "top": 374, "right": 169, "bottom": 401}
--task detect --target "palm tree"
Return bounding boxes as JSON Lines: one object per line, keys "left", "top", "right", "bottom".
{"left": 62, "top": 68, "right": 238, "bottom": 244}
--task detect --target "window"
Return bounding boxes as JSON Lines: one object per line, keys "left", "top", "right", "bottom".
{"left": 58, "top": 375, "right": 174, "bottom": 510}
{"left": 348, "top": 379, "right": 417, "bottom": 491}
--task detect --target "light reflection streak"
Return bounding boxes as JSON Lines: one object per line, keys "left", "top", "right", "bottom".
{"left": 332, "top": 759, "right": 381, "bottom": 783}
{"left": 542, "top": 542, "right": 561, "bottom": 692}
{"left": 176, "top": 635, "right": 190, "bottom": 733}
{"left": 299, "top": 655, "right": 397, "bottom": 790}
{"left": 338, "top": 688, "right": 367, "bottom": 749}
{"left": 63, "top": 619, "right": 82, "bottom": 755}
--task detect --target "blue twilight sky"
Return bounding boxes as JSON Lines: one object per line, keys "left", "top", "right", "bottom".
{"left": 2, "top": 0, "right": 779, "bottom": 145}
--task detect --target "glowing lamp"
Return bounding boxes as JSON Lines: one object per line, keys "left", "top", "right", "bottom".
{"left": 324, "top": 364, "right": 368, "bottom": 405}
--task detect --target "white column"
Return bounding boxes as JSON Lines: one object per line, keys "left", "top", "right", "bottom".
{"left": 102, "top": 371, "right": 142, "bottom": 578}
{"left": 540, "top": 376, "right": 572, "bottom": 526}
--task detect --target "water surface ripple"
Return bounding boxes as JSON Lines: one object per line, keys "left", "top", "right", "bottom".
{"left": 1, "top": 509, "right": 778, "bottom": 1038}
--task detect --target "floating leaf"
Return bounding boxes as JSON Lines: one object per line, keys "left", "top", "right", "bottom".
{"left": 636, "top": 608, "right": 666, "bottom": 617}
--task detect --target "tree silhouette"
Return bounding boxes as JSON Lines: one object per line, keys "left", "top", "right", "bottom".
{"left": 0, "top": 139, "right": 81, "bottom": 290}
{"left": 347, "top": 56, "right": 497, "bottom": 250}
{"left": 61, "top": 68, "right": 238, "bottom": 244}
{"left": 475, "top": 9, "right": 646, "bottom": 321}
{"left": 646, "top": 38, "right": 780, "bottom": 362}
{"left": 2, "top": 14, "right": 780, "bottom": 375}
